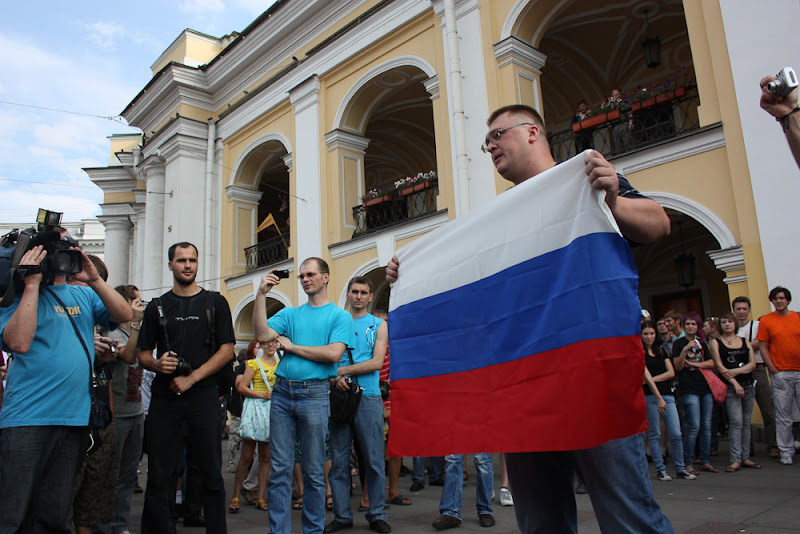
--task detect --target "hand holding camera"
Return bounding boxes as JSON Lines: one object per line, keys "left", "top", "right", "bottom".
{"left": 760, "top": 67, "right": 798, "bottom": 119}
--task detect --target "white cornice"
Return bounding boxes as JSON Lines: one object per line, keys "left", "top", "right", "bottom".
{"left": 226, "top": 185, "right": 263, "bottom": 204}
{"left": 123, "top": 66, "right": 213, "bottom": 130}
{"left": 324, "top": 129, "right": 370, "bottom": 152}
{"left": 423, "top": 75, "right": 440, "bottom": 100}
{"left": 143, "top": 117, "right": 210, "bottom": 164}
{"left": 330, "top": 210, "right": 449, "bottom": 259}
{"left": 85, "top": 167, "right": 138, "bottom": 194}
{"left": 289, "top": 76, "right": 321, "bottom": 114}
{"left": 707, "top": 246, "right": 745, "bottom": 273}
{"left": 493, "top": 36, "right": 547, "bottom": 73}
{"left": 99, "top": 204, "right": 135, "bottom": 218}
{"left": 611, "top": 124, "right": 726, "bottom": 176}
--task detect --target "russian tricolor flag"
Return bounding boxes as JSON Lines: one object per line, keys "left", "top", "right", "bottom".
{"left": 387, "top": 154, "right": 646, "bottom": 457}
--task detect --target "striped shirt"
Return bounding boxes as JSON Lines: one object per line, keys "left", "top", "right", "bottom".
{"left": 756, "top": 311, "right": 800, "bottom": 371}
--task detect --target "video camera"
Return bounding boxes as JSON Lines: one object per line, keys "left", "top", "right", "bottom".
{"left": 0, "top": 209, "right": 83, "bottom": 307}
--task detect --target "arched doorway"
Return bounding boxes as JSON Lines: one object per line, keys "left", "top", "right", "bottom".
{"left": 506, "top": 0, "right": 699, "bottom": 160}
{"left": 330, "top": 59, "right": 440, "bottom": 238}
{"left": 635, "top": 209, "right": 729, "bottom": 320}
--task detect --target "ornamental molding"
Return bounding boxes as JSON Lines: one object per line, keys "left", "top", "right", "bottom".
{"left": 325, "top": 129, "right": 370, "bottom": 152}
{"left": 493, "top": 36, "right": 547, "bottom": 73}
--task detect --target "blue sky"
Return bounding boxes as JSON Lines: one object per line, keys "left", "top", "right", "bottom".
{"left": 0, "top": 0, "right": 275, "bottom": 225}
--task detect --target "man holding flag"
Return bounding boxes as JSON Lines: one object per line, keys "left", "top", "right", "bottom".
{"left": 386, "top": 104, "right": 672, "bottom": 533}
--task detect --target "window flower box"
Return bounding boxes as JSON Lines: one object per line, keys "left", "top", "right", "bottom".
{"left": 399, "top": 180, "right": 434, "bottom": 196}
{"left": 571, "top": 109, "right": 621, "bottom": 132}
{"left": 362, "top": 194, "right": 392, "bottom": 207}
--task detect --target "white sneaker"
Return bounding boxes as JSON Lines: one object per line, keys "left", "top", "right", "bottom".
{"left": 657, "top": 470, "right": 672, "bottom": 481}
{"left": 499, "top": 487, "right": 514, "bottom": 506}
{"left": 676, "top": 469, "right": 696, "bottom": 480}
{"left": 780, "top": 452, "right": 794, "bottom": 465}
{"left": 794, "top": 440, "right": 800, "bottom": 451}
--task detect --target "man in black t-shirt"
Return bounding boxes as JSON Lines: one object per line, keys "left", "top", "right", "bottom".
{"left": 137, "top": 242, "right": 235, "bottom": 534}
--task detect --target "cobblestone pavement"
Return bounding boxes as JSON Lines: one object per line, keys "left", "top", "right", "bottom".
{"left": 127, "top": 438, "right": 800, "bottom": 533}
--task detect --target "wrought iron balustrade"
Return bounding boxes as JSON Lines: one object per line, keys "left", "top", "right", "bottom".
{"left": 244, "top": 235, "right": 290, "bottom": 271}
{"left": 548, "top": 89, "right": 701, "bottom": 162}
{"left": 352, "top": 180, "right": 439, "bottom": 237}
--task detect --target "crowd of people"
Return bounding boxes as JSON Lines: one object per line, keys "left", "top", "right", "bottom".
{"left": 0, "top": 83, "right": 797, "bottom": 534}
{"left": 639, "top": 289, "right": 800, "bottom": 485}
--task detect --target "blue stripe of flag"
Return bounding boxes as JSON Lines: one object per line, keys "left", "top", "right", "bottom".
{"left": 388, "top": 231, "right": 641, "bottom": 381}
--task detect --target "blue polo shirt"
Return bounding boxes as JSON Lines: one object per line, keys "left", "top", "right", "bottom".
{"left": 269, "top": 302, "right": 353, "bottom": 381}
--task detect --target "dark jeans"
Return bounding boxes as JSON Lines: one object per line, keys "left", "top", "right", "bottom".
{"left": 0, "top": 425, "right": 85, "bottom": 534}
{"left": 141, "top": 388, "right": 225, "bottom": 534}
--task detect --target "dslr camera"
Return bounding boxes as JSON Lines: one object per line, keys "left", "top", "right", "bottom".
{"left": 0, "top": 209, "right": 83, "bottom": 307}
{"left": 767, "top": 67, "right": 798, "bottom": 98}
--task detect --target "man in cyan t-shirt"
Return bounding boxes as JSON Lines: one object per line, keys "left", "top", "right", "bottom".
{"left": 253, "top": 257, "right": 352, "bottom": 534}
{"left": 756, "top": 286, "right": 800, "bottom": 465}
{"left": 326, "top": 277, "right": 391, "bottom": 534}
{"left": 0, "top": 242, "right": 131, "bottom": 533}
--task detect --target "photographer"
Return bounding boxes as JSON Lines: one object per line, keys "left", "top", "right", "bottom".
{"left": 137, "top": 242, "right": 235, "bottom": 534}
{"left": 0, "top": 242, "right": 131, "bottom": 533}
{"left": 760, "top": 69, "right": 800, "bottom": 168}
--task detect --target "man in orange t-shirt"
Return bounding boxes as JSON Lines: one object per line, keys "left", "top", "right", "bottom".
{"left": 756, "top": 286, "right": 800, "bottom": 465}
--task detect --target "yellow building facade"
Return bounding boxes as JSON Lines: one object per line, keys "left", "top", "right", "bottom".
{"left": 87, "top": 0, "right": 799, "bottom": 349}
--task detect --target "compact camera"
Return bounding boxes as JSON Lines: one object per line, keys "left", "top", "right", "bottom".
{"left": 767, "top": 67, "right": 798, "bottom": 98}
{"left": 0, "top": 209, "right": 83, "bottom": 307}
{"left": 274, "top": 269, "right": 290, "bottom": 279}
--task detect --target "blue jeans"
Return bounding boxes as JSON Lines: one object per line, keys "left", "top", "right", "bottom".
{"left": 682, "top": 393, "right": 713, "bottom": 465}
{"left": 505, "top": 434, "right": 673, "bottom": 534}
{"left": 0, "top": 425, "right": 85, "bottom": 534}
{"left": 645, "top": 395, "right": 685, "bottom": 473}
{"left": 329, "top": 395, "right": 386, "bottom": 524}
{"left": 725, "top": 384, "right": 755, "bottom": 463}
{"left": 267, "top": 378, "right": 330, "bottom": 534}
{"left": 440, "top": 454, "right": 493, "bottom": 520}
{"left": 412, "top": 456, "right": 444, "bottom": 485}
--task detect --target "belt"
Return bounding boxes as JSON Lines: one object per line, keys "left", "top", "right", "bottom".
{"left": 756, "top": 362, "right": 766, "bottom": 367}
{"left": 275, "top": 376, "right": 329, "bottom": 387}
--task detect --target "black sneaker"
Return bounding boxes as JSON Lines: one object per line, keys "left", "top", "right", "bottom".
{"left": 410, "top": 481, "right": 425, "bottom": 492}
{"left": 323, "top": 520, "right": 353, "bottom": 533}
{"left": 369, "top": 519, "right": 392, "bottom": 533}
{"left": 478, "top": 514, "right": 496, "bottom": 528}
{"left": 676, "top": 469, "right": 697, "bottom": 480}
{"left": 432, "top": 515, "right": 462, "bottom": 530}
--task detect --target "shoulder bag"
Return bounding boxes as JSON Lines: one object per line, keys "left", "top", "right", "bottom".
{"left": 239, "top": 358, "right": 273, "bottom": 442}
{"left": 44, "top": 287, "right": 112, "bottom": 453}
{"left": 330, "top": 349, "right": 364, "bottom": 424}
{"left": 700, "top": 368, "right": 728, "bottom": 405}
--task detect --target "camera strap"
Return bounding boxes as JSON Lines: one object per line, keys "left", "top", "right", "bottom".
{"left": 43, "top": 287, "right": 97, "bottom": 397}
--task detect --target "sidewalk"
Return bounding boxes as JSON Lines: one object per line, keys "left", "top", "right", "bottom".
{"left": 128, "top": 439, "right": 800, "bottom": 533}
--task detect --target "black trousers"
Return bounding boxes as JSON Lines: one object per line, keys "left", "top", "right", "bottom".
{"left": 141, "top": 388, "right": 225, "bottom": 534}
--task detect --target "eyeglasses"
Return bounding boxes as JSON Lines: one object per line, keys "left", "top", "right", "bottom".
{"left": 481, "top": 123, "right": 534, "bottom": 153}
{"left": 259, "top": 340, "right": 278, "bottom": 346}
{"left": 297, "top": 272, "right": 319, "bottom": 280}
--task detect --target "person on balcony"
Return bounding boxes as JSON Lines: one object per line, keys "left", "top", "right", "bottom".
{"left": 571, "top": 100, "right": 594, "bottom": 155}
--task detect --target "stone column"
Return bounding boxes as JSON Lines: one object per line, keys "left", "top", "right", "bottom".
{"left": 139, "top": 155, "right": 166, "bottom": 299}
{"left": 289, "top": 75, "right": 323, "bottom": 264}
{"left": 98, "top": 216, "right": 132, "bottom": 288}
{"left": 131, "top": 199, "right": 147, "bottom": 290}
{"left": 324, "top": 130, "right": 369, "bottom": 243}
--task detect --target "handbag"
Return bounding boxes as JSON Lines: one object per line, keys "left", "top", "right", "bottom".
{"left": 238, "top": 358, "right": 273, "bottom": 442}
{"left": 700, "top": 368, "right": 728, "bottom": 405}
{"left": 330, "top": 349, "right": 364, "bottom": 424}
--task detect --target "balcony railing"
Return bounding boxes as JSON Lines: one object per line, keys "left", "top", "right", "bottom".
{"left": 352, "top": 180, "right": 439, "bottom": 237}
{"left": 244, "top": 235, "right": 290, "bottom": 271}
{"left": 548, "top": 88, "right": 701, "bottom": 162}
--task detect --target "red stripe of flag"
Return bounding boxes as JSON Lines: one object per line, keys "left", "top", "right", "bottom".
{"left": 387, "top": 335, "right": 647, "bottom": 457}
